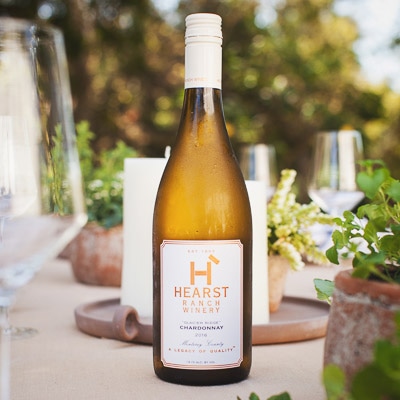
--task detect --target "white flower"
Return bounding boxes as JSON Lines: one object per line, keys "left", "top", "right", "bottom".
{"left": 88, "top": 179, "right": 104, "bottom": 190}
{"left": 267, "top": 169, "right": 335, "bottom": 270}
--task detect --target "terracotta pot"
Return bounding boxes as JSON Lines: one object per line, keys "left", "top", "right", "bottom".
{"left": 65, "top": 223, "right": 123, "bottom": 287}
{"left": 268, "top": 254, "right": 290, "bottom": 313}
{"left": 324, "top": 269, "right": 400, "bottom": 383}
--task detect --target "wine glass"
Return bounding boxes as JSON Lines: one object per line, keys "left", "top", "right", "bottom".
{"left": 308, "top": 130, "right": 364, "bottom": 247}
{"left": 238, "top": 143, "right": 278, "bottom": 201}
{"left": 0, "top": 17, "right": 86, "bottom": 398}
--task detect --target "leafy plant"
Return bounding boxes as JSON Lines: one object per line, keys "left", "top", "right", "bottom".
{"left": 237, "top": 392, "right": 292, "bottom": 400}
{"left": 76, "top": 120, "right": 138, "bottom": 229}
{"left": 239, "top": 313, "right": 400, "bottom": 400}
{"left": 326, "top": 159, "right": 400, "bottom": 284}
{"left": 267, "top": 169, "right": 334, "bottom": 270}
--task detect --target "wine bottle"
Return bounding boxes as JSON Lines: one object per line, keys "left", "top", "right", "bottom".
{"left": 153, "top": 13, "right": 252, "bottom": 385}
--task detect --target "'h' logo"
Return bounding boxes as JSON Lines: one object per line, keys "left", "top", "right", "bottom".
{"left": 190, "top": 254, "right": 220, "bottom": 285}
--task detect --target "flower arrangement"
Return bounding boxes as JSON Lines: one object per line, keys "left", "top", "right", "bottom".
{"left": 267, "top": 169, "right": 334, "bottom": 270}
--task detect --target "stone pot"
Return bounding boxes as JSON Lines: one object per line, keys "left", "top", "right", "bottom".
{"left": 64, "top": 222, "right": 123, "bottom": 287}
{"left": 268, "top": 254, "right": 290, "bottom": 313}
{"left": 324, "top": 269, "right": 400, "bottom": 383}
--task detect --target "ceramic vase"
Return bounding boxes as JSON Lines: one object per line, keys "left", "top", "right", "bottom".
{"left": 324, "top": 269, "right": 400, "bottom": 383}
{"left": 268, "top": 254, "right": 290, "bottom": 313}
{"left": 65, "top": 223, "right": 123, "bottom": 286}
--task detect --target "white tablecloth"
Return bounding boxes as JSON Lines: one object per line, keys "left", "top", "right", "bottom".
{"left": 10, "top": 259, "right": 341, "bottom": 400}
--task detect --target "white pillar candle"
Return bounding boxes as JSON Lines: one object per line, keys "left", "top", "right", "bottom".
{"left": 245, "top": 180, "right": 269, "bottom": 324}
{"left": 121, "top": 158, "right": 167, "bottom": 320}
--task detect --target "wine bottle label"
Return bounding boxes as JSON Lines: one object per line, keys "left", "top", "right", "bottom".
{"left": 160, "top": 239, "right": 243, "bottom": 370}
{"left": 184, "top": 41, "right": 222, "bottom": 90}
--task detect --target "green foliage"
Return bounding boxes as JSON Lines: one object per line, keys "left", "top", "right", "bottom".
{"left": 313, "top": 278, "right": 335, "bottom": 304}
{"left": 42, "top": 124, "right": 77, "bottom": 216}
{"left": 267, "top": 393, "right": 292, "bottom": 400}
{"left": 43, "top": 124, "right": 65, "bottom": 214}
{"left": 323, "top": 364, "right": 348, "bottom": 400}
{"left": 237, "top": 392, "right": 292, "bottom": 400}
{"left": 324, "top": 313, "right": 400, "bottom": 400}
{"left": 241, "top": 316, "right": 400, "bottom": 400}
{"left": 326, "top": 160, "right": 400, "bottom": 284}
{"left": 7, "top": 0, "right": 400, "bottom": 201}
{"left": 76, "top": 121, "right": 138, "bottom": 228}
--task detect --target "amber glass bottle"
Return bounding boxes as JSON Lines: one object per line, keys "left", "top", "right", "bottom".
{"left": 153, "top": 13, "right": 252, "bottom": 385}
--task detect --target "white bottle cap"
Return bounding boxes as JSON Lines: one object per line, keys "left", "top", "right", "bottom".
{"left": 184, "top": 13, "right": 222, "bottom": 89}
{"left": 185, "top": 13, "right": 222, "bottom": 45}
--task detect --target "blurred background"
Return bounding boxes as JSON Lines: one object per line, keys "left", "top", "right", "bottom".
{"left": 1, "top": 0, "right": 400, "bottom": 201}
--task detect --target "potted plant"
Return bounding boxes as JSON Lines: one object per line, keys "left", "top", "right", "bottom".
{"left": 62, "top": 121, "right": 138, "bottom": 286}
{"left": 267, "top": 169, "right": 334, "bottom": 312}
{"left": 323, "top": 312, "right": 400, "bottom": 399}
{"left": 239, "top": 314, "right": 400, "bottom": 399}
{"left": 317, "top": 159, "right": 400, "bottom": 385}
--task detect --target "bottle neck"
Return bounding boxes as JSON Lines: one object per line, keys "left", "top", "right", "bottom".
{"left": 181, "top": 87, "right": 223, "bottom": 116}
{"left": 184, "top": 40, "right": 222, "bottom": 90}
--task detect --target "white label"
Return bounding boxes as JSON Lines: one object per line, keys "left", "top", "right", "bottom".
{"left": 185, "top": 42, "right": 222, "bottom": 89}
{"left": 160, "top": 239, "right": 243, "bottom": 370}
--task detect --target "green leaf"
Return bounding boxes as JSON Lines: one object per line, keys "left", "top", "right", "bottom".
{"left": 357, "top": 204, "right": 387, "bottom": 231}
{"left": 380, "top": 233, "right": 400, "bottom": 254}
{"left": 373, "top": 340, "right": 400, "bottom": 380}
{"left": 356, "top": 168, "right": 389, "bottom": 199}
{"left": 351, "top": 264, "right": 373, "bottom": 279}
{"left": 386, "top": 180, "right": 400, "bottom": 202}
{"left": 267, "top": 393, "right": 292, "bottom": 400}
{"left": 314, "top": 279, "right": 334, "bottom": 304}
{"left": 359, "top": 159, "right": 386, "bottom": 169}
{"left": 351, "top": 365, "right": 400, "bottom": 400}
{"left": 362, "top": 221, "right": 379, "bottom": 246}
{"left": 326, "top": 245, "right": 339, "bottom": 264}
{"left": 342, "top": 210, "right": 356, "bottom": 224}
{"left": 351, "top": 253, "right": 388, "bottom": 280}
{"left": 323, "top": 364, "right": 348, "bottom": 400}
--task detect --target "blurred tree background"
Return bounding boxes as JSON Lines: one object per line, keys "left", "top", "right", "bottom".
{"left": 1, "top": 0, "right": 400, "bottom": 200}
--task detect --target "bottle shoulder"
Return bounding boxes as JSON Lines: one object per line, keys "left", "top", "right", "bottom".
{"left": 154, "top": 153, "right": 252, "bottom": 237}
{"left": 160, "top": 149, "right": 246, "bottom": 195}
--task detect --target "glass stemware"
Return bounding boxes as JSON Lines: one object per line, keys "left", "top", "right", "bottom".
{"left": 308, "top": 130, "right": 364, "bottom": 217}
{"left": 307, "top": 130, "right": 364, "bottom": 249}
{"left": 0, "top": 17, "right": 86, "bottom": 399}
{"left": 238, "top": 143, "right": 278, "bottom": 201}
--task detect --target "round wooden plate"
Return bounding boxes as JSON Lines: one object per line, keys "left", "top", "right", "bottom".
{"left": 74, "top": 296, "right": 329, "bottom": 345}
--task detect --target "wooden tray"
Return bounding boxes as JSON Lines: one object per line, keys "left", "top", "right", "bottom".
{"left": 74, "top": 296, "right": 329, "bottom": 346}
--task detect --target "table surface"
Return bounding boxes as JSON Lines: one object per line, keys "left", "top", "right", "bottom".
{"left": 10, "top": 258, "right": 342, "bottom": 400}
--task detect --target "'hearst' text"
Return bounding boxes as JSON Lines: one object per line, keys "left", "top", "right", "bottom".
{"left": 174, "top": 286, "right": 229, "bottom": 298}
